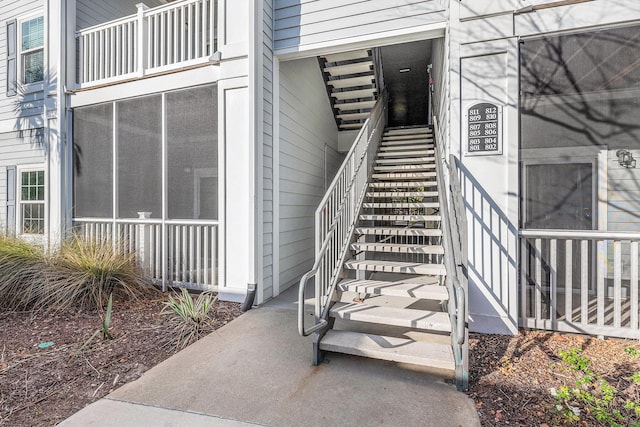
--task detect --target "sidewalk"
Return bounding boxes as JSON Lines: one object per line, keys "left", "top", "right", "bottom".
{"left": 60, "top": 286, "right": 480, "bottom": 427}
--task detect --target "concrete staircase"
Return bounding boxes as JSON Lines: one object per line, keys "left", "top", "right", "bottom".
{"left": 318, "top": 126, "right": 455, "bottom": 373}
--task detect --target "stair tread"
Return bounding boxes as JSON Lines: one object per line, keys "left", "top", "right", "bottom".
{"left": 366, "top": 191, "right": 439, "bottom": 197}
{"left": 381, "top": 138, "right": 433, "bottom": 144}
{"left": 375, "top": 157, "right": 435, "bottom": 164}
{"left": 377, "top": 150, "right": 435, "bottom": 157}
{"left": 327, "top": 76, "right": 375, "bottom": 89}
{"left": 337, "top": 112, "right": 371, "bottom": 120}
{"left": 380, "top": 143, "right": 434, "bottom": 154}
{"left": 343, "top": 260, "right": 447, "bottom": 275}
{"left": 362, "top": 202, "right": 440, "bottom": 209}
{"left": 323, "top": 50, "right": 370, "bottom": 63}
{"left": 371, "top": 172, "right": 437, "bottom": 180}
{"left": 324, "top": 61, "right": 373, "bottom": 76}
{"left": 335, "top": 100, "right": 377, "bottom": 111}
{"left": 384, "top": 128, "right": 431, "bottom": 136}
{"left": 319, "top": 330, "right": 454, "bottom": 370}
{"left": 359, "top": 214, "right": 441, "bottom": 221}
{"left": 351, "top": 242, "right": 445, "bottom": 254}
{"left": 368, "top": 181, "right": 437, "bottom": 188}
{"left": 330, "top": 302, "right": 451, "bottom": 332}
{"left": 331, "top": 88, "right": 377, "bottom": 100}
{"left": 356, "top": 226, "right": 442, "bottom": 235}
{"left": 374, "top": 165, "right": 435, "bottom": 172}
{"left": 338, "top": 278, "right": 449, "bottom": 299}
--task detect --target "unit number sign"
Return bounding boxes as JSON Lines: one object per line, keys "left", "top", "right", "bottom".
{"left": 464, "top": 102, "right": 503, "bottom": 156}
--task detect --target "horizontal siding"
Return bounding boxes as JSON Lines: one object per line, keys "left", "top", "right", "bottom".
{"left": 0, "top": 130, "right": 45, "bottom": 231}
{"left": 263, "top": 0, "right": 275, "bottom": 300}
{"left": 278, "top": 57, "right": 338, "bottom": 289}
{"left": 76, "top": 0, "right": 165, "bottom": 30}
{"left": 274, "top": 0, "right": 446, "bottom": 51}
{"left": 0, "top": 0, "right": 45, "bottom": 125}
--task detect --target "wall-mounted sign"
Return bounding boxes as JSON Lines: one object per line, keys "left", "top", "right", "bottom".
{"left": 464, "top": 102, "right": 503, "bottom": 156}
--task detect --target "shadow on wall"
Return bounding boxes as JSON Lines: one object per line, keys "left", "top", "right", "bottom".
{"left": 456, "top": 157, "right": 519, "bottom": 334}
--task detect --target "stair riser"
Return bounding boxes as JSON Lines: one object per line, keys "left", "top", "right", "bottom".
{"left": 344, "top": 263, "right": 446, "bottom": 276}
{"left": 351, "top": 244, "right": 445, "bottom": 255}
{"left": 376, "top": 151, "right": 434, "bottom": 158}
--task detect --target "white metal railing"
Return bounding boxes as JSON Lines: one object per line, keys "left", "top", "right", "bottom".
{"left": 520, "top": 230, "right": 640, "bottom": 339}
{"left": 298, "top": 90, "right": 388, "bottom": 338}
{"left": 73, "top": 218, "right": 218, "bottom": 291}
{"left": 76, "top": 0, "right": 216, "bottom": 88}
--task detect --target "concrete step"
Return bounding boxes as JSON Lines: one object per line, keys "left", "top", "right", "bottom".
{"left": 366, "top": 191, "right": 438, "bottom": 198}
{"left": 375, "top": 157, "right": 435, "bottom": 165}
{"left": 351, "top": 242, "right": 445, "bottom": 255}
{"left": 327, "top": 75, "right": 375, "bottom": 89}
{"left": 323, "top": 50, "right": 370, "bottom": 63}
{"left": 329, "top": 302, "right": 451, "bottom": 331}
{"left": 368, "top": 181, "right": 437, "bottom": 189}
{"left": 359, "top": 214, "right": 441, "bottom": 222}
{"left": 324, "top": 61, "right": 373, "bottom": 76}
{"left": 376, "top": 150, "right": 434, "bottom": 158}
{"left": 373, "top": 164, "right": 435, "bottom": 172}
{"left": 379, "top": 144, "right": 434, "bottom": 152}
{"left": 343, "top": 260, "right": 447, "bottom": 276}
{"left": 337, "top": 112, "right": 371, "bottom": 121}
{"left": 331, "top": 88, "right": 377, "bottom": 101}
{"left": 371, "top": 172, "right": 437, "bottom": 180}
{"left": 338, "top": 278, "right": 449, "bottom": 300}
{"left": 335, "top": 100, "right": 377, "bottom": 111}
{"left": 362, "top": 202, "right": 439, "bottom": 209}
{"left": 384, "top": 128, "right": 431, "bottom": 137}
{"left": 319, "top": 330, "right": 455, "bottom": 371}
{"left": 380, "top": 138, "right": 433, "bottom": 147}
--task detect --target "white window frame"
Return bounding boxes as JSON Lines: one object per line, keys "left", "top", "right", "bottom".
{"left": 17, "top": 12, "right": 45, "bottom": 92}
{"left": 16, "top": 164, "right": 47, "bottom": 237}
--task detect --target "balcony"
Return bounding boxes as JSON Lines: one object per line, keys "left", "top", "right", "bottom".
{"left": 76, "top": 0, "right": 217, "bottom": 89}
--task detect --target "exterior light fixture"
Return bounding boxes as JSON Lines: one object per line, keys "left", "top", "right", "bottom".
{"left": 616, "top": 149, "right": 636, "bottom": 168}
{"left": 399, "top": 68, "right": 411, "bottom": 73}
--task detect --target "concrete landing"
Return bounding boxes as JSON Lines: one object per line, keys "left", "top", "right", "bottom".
{"left": 60, "top": 286, "right": 480, "bottom": 427}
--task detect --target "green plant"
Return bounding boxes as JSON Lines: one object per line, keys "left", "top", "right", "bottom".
{"left": 39, "top": 236, "right": 151, "bottom": 311}
{"left": 626, "top": 347, "right": 639, "bottom": 358}
{"left": 162, "top": 289, "right": 218, "bottom": 349}
{"left": 552, "top": 347, "right": 640, "bottom": 426}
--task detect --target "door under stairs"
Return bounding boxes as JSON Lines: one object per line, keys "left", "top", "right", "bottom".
{"left": 318, "top": 126, "right": 456, "bottom": 374}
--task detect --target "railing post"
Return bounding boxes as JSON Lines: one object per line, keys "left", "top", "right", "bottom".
{"left": 136, "top": 3, "right": 149, "bottom": 78}
{"left": 137, "top": 211, "right": 152, "bottom": 274}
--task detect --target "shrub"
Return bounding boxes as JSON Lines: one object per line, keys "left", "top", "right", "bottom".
{"left": 0, "top": 234, "right": 152, "bottom": 312}
{"left": 0, "top": 234, "right": 47, "bottom": 310}
{"left": 39, "top": 237, "right": 152, "bottom": 311}
{"left": 162, "top": 289, "right": 217, "bottom": 349}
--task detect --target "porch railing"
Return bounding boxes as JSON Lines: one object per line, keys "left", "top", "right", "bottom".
{"left": 76, "top": 0, "right": 217, "bottom": 88}
{"left": 298, "top": 90, "right": 388, "bottom": 339}
{"left": 520, "top": 230, "right": 640, "bottom": 339}
{"left": 433, "top": 117, "right": 469, "bottom": 391}
{"left": 73, "top": 218, "right": 218, "bottom": 291}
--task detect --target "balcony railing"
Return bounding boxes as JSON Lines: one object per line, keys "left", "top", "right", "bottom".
{"left": 76, "top": 0, "right": 217, "bottom": 88}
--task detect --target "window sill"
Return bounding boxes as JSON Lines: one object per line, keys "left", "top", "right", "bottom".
{"left": 20, "top": 82, "right": 44, "bottom": 95}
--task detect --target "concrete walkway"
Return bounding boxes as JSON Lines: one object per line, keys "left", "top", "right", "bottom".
{"left": 60, "top": 287, "right": 480, "bottom": 427}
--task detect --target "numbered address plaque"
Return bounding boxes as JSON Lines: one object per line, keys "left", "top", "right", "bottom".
{"left": 464, "top": 102, "right": 503, "bottom": 156}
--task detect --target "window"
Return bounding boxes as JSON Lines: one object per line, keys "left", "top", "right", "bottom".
{"left": 18, "top": 169, "right": 45, "bottom": 234}
{"left": 20, "top": 16, "right": 44, "bottom": 84}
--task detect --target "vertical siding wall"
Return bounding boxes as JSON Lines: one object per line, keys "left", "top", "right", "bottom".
{"left": 278, "top": 57, "right": 338, "bottom": 289}
{"left": 262, "top": 0, "right": 275, "bottom": 299}
{"left": 76, "top": 0, "right": 165, "bottom": 30}
{"left": 273, "top": 0, "right": 447, "bottom": 52}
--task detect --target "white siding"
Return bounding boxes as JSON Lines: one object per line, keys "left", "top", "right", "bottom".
{"left": 0, "top": 0, "right": 44, "bottom": 124}
{"left": 263, "top": 0, "right": 275, "bottom": 299}
{"left": 278, "top": 57, "right": 338, "bottom": 290}
{"left": 274, "top": 0, "right": 447, "bottom": 52}
{"left": 0, "top": 130, "right": 45, "bottom": 231}
{"left": 75, "top": 0, "right": 165, "bottom": 30}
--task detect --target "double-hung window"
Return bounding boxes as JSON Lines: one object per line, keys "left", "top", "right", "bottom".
{"left": 18, "top": 169, "right": 45, "bottom": 235}
{"left": 20, "top": 16, "right": 44, "bottom": 84}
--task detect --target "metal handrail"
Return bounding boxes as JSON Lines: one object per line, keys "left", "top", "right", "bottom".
{"left": 298, "top": 90, "right": 388, "bottom": 338}
{"left": 433, "top": 116, "right": 469, "bottom": 391}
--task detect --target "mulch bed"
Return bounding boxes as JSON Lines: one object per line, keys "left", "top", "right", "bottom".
{"left": 0, "top": 294, "right": 242, "bottom": 427}
{"left": 468, "top": 331, "right": 640, "bottom": 426}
